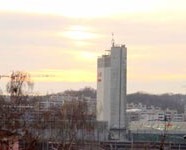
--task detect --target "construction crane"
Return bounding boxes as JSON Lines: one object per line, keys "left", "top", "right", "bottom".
{"left": 0, "top": 72, "right": 54, "bottom": 80}
{"left": 0, "top": 75, "right": 9, "bottom": 79}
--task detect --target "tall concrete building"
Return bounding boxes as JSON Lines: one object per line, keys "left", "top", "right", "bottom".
{"left": 97, "top": 43, "right": 127, "bottom": 138}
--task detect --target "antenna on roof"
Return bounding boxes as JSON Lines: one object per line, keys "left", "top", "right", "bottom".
{"left": 112, "top": 32, "right": 115, "bottom": 47}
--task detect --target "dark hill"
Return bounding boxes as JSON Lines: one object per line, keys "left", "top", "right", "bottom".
{"left": 48, "top": 87, "right": 186, "bottom": 113}
{"left": 127, "top": 92, "right": 186, "bottom": 113}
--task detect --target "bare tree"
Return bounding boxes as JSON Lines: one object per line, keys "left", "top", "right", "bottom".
{"left": 0, "top": 71, "right": 39, "bottom": 149}
{"left": 50, "top": 100, "right": 97, "bottom": 150}
{"left": 6, "top": 71, "right": 33, "bottom": 103}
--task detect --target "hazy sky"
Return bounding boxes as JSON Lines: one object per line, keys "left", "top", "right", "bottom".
{"left": 0, "top": 0, "right": 186, "bottom": 94}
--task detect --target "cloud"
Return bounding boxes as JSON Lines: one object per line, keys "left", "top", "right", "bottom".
{"left": 1, "top": 9, "right": 186, "bottom": 93}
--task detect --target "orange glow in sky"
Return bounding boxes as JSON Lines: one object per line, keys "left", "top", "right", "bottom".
{"left": 0, "top": 0, "right": 186, "bottom": 94}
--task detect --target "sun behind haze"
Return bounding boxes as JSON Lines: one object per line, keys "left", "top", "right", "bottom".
{"left": 0, "top": 0, "right": 186, "bottom": 94}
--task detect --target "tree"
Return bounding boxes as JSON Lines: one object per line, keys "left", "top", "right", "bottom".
{"left": 6, "top": 71, "right": 33, "bottom": 104}
{"left": 50, "top": 99, "right": 97, "bottom": 150}
{"left": 0, "top": 71, "right": 39, "bottom": 150}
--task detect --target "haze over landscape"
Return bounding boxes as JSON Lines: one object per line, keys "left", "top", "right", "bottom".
{"left": 0, "top": 0, "right": 186, "bottom": 94}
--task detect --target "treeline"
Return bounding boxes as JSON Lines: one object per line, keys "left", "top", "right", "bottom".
{"left": 127, "top": 92, "right": 186, "bottom": 113}
{"left": 58, "top": 87, "right": 97, "bottom": 99}
{"left": 2, "top": 82, "right": 184, "bottom": 114}
{"left": 60, "top": 88, "right": 186, "bottom": 113}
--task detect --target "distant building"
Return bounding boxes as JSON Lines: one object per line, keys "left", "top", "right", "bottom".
{"left": 127, "top": 102, "right": 186, "bottom": 122}
{"left": 96, "top": 43, "right": 127, "bottom": 136}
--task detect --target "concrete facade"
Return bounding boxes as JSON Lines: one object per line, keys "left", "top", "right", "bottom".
{"left": 97, "top": 55, "right": 111, "bottom": 124}
{"left": 97, "top": 44, "right": 127, "bottom": 132}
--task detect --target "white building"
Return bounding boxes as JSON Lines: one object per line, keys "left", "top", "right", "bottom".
{"left": 97, "top": 43, "right": 127, "bottom": 132}
{"left": 97, "top": 54, "right": 111, "bottom": 123}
